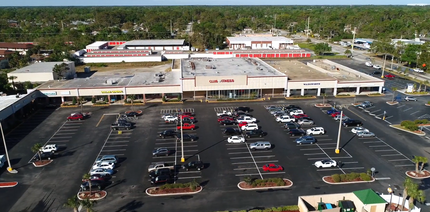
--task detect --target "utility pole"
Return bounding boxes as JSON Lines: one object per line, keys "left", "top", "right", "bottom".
{"left": 180, "top": 113, "right": 184, "bottom": 163}
{"left": 170, "top": 20, "right": 173, "bottom": 37}
{"left": 306, "top": 17, "right": 310, "bottom": 39}
{"left": 0, "top": 121, "right": 17, "bottom": 173}
{"left": 273, "top": 14, "right": 277, "bottom": 36}
{"left": 335, "top": 110, "right": 342, "bottom": 154}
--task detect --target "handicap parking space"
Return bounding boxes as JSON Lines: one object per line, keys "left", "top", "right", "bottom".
{"left": 154, "top": 108, "right": 202, "bottom": 183}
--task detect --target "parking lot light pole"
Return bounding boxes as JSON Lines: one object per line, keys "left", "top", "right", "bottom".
{"left": 180, "top": 115, "right": 184, "bottom": 163}
{"left": 335, "top": 110, "right": 342, "bottom": 154}
{"left": 0, "top": 121, "right": 18, "bottom": 173}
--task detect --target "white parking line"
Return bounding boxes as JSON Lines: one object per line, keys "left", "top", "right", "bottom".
{"left": 232, "top": 160, "right": 278, "bottom": 165}
{"left": 177, "top": 176, "right": 202, "bottom": 180}
{"left": 363, "top": 141, "right": 382, "bottom": 143}
{"left": 375, "top": 149, "right": 396, "bottom": 152}
{"left": 244, "top": 141, "right": 264, "bottom": 179}
{"left": 381, "top": 154, "right": 402, "bottom": 156}
{"left": 317, "top": 167, "right": 364, "bottom": 171}
{"left": 101, "top": 149, "right": 127, "bottom": 151}
{"left": 388, "top": 159, "right": 410, "bottom": 161}
{"left": 227, "top": 147, "right": 248, "bottom": 150}
{"left": 316, "top": 143, "right": 337, "bottom": 145}
{"left": 394, "top": 164, "right": 415, "bottom": 167}
{"left": 370, "top": 109, "right": 381, "bottom": 113}
{"left": 51, "top": 140, "right": 69, "bottom": 142}
{"left": 229, "top": 152, "right": 256, "bottom": 155}
{"left": 230, "top": 155, "right": 275, "bottom": 160}
{"left": 385, "top": 116, "right": 393, "bottom": 119}
{"left": 54, "top": 133, "right": 76, "bottom": 135}
{"left": 342, "top": 161, "right": 358, "bottom": 164}
{"left": 179, "top": 171, "right": 200, "bottom": 174}
{"left": 107, "top": 140, "right": 129, "bottom": 143}
{"left": 300, "top": 148, "right": 334, "bottom": 150}
{"left": 104, "top": 145, "right": 128, "bottom": 147}
{"left": 369, "top": 145, "right": 388, "bottom": 147}
{"left": 235, "top": 172, "right": 285, "bottom": 177}
{"left": 304, "top": 153, "right": 326, "bottom": 155}
{"left": 410, "top": 111, "right": 421, "bottom": 115}
{"left": 317, "top": 139, "right": 333, "bottom": 141}
{"left": 403, "top": 107, "right": 413, "bottom": 112}
{"left": 397, "top": 105, "right": 405, "bottom": 108}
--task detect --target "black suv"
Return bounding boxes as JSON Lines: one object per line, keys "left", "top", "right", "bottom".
{"left": 80, "top": 180, "right": 107, "bottom": 191}
{"left": 284, "top": 122, "right": 300, "bottom": 130}
{"left": 288, "top": 129, "right": 306, "bottom": 136}
{"left": 111, "top": 122, "right": 132, "bottom": 130}
{"left": 235, "top": 106, "right": 251, "bottom": 113}
{"left": 149, "top": 168, "right": 172, "bottom": 180}
{"left": 220, "top": 119, "right": 236, "bottom": 126}
{"left": 182, "top": 161, "right": 205, "bottom": 171}
{"left": 175, "top": 133, "right": 197, "bottom": 141}
{"left": 151, "top": 174, "right": 174, "bottom": 185}
{"left": 245, "top": 129, "right": 267, "bottom": 138}
{"left": 159, "top": 130, "right": 177, "bottom": 138}
{"left": 223, "top": 127, "right": 241, "bottom": 135}
{"left": 343, "top": 119, "right": 362, "bottom": 127}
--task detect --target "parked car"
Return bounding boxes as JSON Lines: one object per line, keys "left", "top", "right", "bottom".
{"left": 111, "top": 122, "right": 132, "bottom": 130}
{"left": 39, "top": 144, "right": 58, "bottom": 153}
{"left": 384, "top": 74, "right": 395, "bottom": 79}
{"left": 151, "top": 175, "right": 174, "bottom": 185}
{"left": 220, "top": 119, "right": 236, "bottom": 126}
{"left": 176, "top": 123, "right": 196, "bottom": 130}
{"left": 238, "top": 121, "right": 249, "bottom": 128}
{"left": 290, "top": 110, "right": 305, "bottom": 116}
{"left": 360, "top": 101, "right": 374, "bottom": 108}
{"left": 176, "top": 134, "right": 197, "bottom": 141}
{"left": 356, "top": 131, "right": 375, "bottom": 138}
{"left": 217, "top": 116, "right": 235, "bottom": 122}
{"left": 227, "top": 135, "right": 245, "bottom": 143}
{"left": 298, "top": 119, "right": 314, "bottom": 125}
{"left": 326, "top": 109, "right": 339, "bottom": 115}
{"left": 182, "top": 161, "right": 204, "bottom": 171}
{"left": 90, "top": 168, "right": 114, "bottom": 176}
{"left": 241, "top": 123, "right": 259, "bottom": 131}
{"left": 95, "top": 155, "right": 118, "bottom": 164}
{"left": 86, "top": 174, "right": 111, "bottom": 182}
{"left": 334, "top": 115, "right": 349, "bottom": 121}
{"left": 147, "top": 162, "right": 175, "bottom": 172}
{"left": 223, "top": 127, "right": 242, "bottom": 135}
{"left": 306, "top": 127, "right": 325, "bottom": 135}
{"left": 276, "top": 116, "right": 294, "bottom": 123}
{"left": 351, "top": 127, "right": 369, "bottom": 134}
{"left": 288, "top": 129, "right": 306, "bottom": 136}
{"left": 67, "top": 113, "right": 84, "bottom": 121}
{"left": 80, "top": 179, "right": 107, "bottom": 191}
{"left": 164, "top": 115, "right": 178, "bottom": 123}
{"left": 314, "top": 159, "right": 337, "bottom": 168}
{"left": 262, "top": 164, "right": 283, "bottom": 172}
{"left": 373, "top": 64, "right": 382, "bottom": 69}
{"left": 159, "top": 130, "right": 177, "bottom": 138}
{"left": 32, "top": 152, "right": 54, "bottom": 161}
{"left": 293, "top": 114, "right": 309, "bottom": 120}
{"left": 245, "top": 129, "right": 267, "bottom": 138}
{"left": 216, "top": 110, "right": 233, "bottom": 117}
{"left": 237, "top": 116, "right": 257, "bottom": 123}
{"left": 295, "top": 136, "right": 316, "bottom": 145}
{"left": 285, "top": 122, "right": 300, "bottom": 130}
{"left": 343, "top": 119, "right": 363, "bottom": 127}
{"left": 249, "top": 141, "right": 271, "bottom": 150}
{"left": 405, "top": 96, "right": 417, "bottom": 101}
{"left": 149, "top": 168, "right": 172, "bottom": 179}
{"left": 92, "top": 161, "right": 115, "bottom": 170}
{"left": 235, "top": 106, "right": 251, "bottom": 113}
{"left": 365, "top": 61, "right": 373, "bottom": 67}
{"left": 153, "top": 148, "right": 173, "bottom": 157}
{"left": 413, "top": 68, "right": 424, "bottom": 73}
{"left": 125, "top": 111, "right": 142, "bottom": 117}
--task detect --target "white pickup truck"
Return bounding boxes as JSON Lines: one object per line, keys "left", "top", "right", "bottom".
{"left": 40, "top": 144, "right": 58, "bottom": 153}
{"left": 241, "top": 123, "right": 259, "bottom": 131}
{"left": 216, "top": 110, "right": 233, "bottom": 116}
{"left": 276, "top": 116, "right": 294, "bottom": 123}
{"left": 147, "top": 162, "right": 175, "bottom": 172}
{"left": 237, "top": 116, "right": 257, "bottom": 123}
{"left": 164, "top": 115, "right": 178, "bottom": 123}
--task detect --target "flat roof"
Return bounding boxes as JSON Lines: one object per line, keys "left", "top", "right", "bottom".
{"left": 0, "top": 93, "right": 29, "bottom": 112}
{"left": 182, "top": 58, "right": 286, "bottom": 78}
{"left": 119, "top": 39, "right": 185, "bottom": 47}
{"left": 227, "top": 37, "right": 293, "bottom": 43}
{"left": 37, "top": 64, "right": 180, "bottom": 89}
{"left": 10, "top": 62, "right": 72, "bottom": 74}
{"left": 86, "top": 41, "right": 108, "bottom": 48}
{"left": 263, "top": 60, "right": 335, "bottom": 81}
{"left": 309, "top": 60, "right": 378, "bottom": 81}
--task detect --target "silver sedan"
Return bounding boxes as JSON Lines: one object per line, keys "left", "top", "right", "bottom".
{"left": 357, "top": 131, "right": 375, "bottom": 138}
{"left": 298, "top": 119, "right": 314, "bottom": 125}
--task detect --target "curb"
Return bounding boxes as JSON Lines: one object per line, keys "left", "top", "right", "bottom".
{"left": 206, "top": 98, "right": 265, "bottom": 103}
{"left": 145, "top": 186, "right": 203, "bottom": 196}
{"left": 389, "top": 125, "right": 426, "bottom": 136}
{"left": 322, "top": 176, "right": 375, "bottom": 185}
{"left": 91, "top": 104, "right": 110, "bottom": 107}
{"left": 60, "top": 105, "right": 79, "bottom": 108}
{"left": 367, "top": 94, "right": 385, "bottom": 97}
{"left": 285, "top": 96, "right": 317, "bottom": 100}
{"left": 123, "top": 103, "right": 145, "bottom": 106}
{"left": 386, "top": 101, "right": 399, "bottom": 105}
{"left": 32, "top": 160, "right": 53, "bottom": 167}
{"left": 425, "top": 104, "right": 430, "bottom": 107}
{"left": 77, "top": 191, "right": 107, "bottom": 201}
{"left": 162, "top": 101, "right": 184, "bottom": 104}
{"left": 335, "top": 95, "right": 355, "bottom": 98}
{"left": 405, "top": 170, "right": 430, "bottom": 179}
{"left": 0, "top": 182, "right": 18, "bottom": 188}
{"left": 314, "top": 104, "right": 332, "bottom": 108}
{"left": 237, "top": 179, "right": 293, "bottom": 191}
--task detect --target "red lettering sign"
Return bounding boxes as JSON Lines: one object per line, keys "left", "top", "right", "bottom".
{"left": 209, "top": 79, "right": 235, "bottom": 83}
{"left": 209, "top": 80, "right": 218, "bottom": 83}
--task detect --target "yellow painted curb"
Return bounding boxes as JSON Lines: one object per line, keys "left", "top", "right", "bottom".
{"left": 162, "top": 101, "right": 184, "bottom": 104}
{"left": 123, "top": 103, "right": 145, "bottom": 106}
{"left": 367, "top": 94, "right": 385, "bottom": 97}
{"left": 285, "top": 96, "right": 317, "bottom": 100}
{"left": 91, "top": 104, "right": 110, "bottom": 107}
{"left": 61, "top": 105, "right": 78, "bottom": 108}
{"left": 334, "top": 95, "right": 355, "bottom": 98}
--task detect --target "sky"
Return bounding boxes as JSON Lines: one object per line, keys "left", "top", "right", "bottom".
{"left": 1, "top": 0, "right": 424, "bottom": 6}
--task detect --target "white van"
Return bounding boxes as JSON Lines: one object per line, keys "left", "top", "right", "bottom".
{"left": 0, "top": 155, "right": 5, "bottom": 168}
{"left": 249, "top": 141, "right": 271, "bottom": 150}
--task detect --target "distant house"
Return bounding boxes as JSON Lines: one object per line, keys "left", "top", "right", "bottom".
{"left": 0, "top": 43, "right": 33, "bottom": 55}
{"left": 0, "top": 50, "right": 14, "bottom": 58}
{"left": 7, "top": 62, "right": 76, "bottom": 83}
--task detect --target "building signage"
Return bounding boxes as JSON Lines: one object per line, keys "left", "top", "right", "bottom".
{"left": 304, "top": 83, "right": 320, "bottom": 86}
{"left": 42, "top": 91, "right": 57, "bottom": 96}
{"left": 101, "top": 90, "right": 123, "bottom": 94}
{"left": 209, "top": 79, "right": 235, "bottom": 83}
{"left": 61, "top": 91, "right": 71, "bottom": 95}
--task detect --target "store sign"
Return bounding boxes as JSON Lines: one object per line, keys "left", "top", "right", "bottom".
{"left": 101, "top": 90, "right": 123, "bottom": 94}
{"left": 209, "top": 79, "right": 235, "bottom": 83}
{"left": 61, "top": 91, "right": 71, "bottom": 95}
{"left": 42, "top": 91, "right": 57, "bottom": 96}
{"left": 304, "top": 83, "right": 320, "bottom": 86}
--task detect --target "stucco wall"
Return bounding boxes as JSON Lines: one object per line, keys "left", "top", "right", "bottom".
{"left": 9, "top": 72, "right": 54, "bottom": 83}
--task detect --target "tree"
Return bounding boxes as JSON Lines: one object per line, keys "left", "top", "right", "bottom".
{"left": 407, "top": 182, "right": 425, "bottom": 212}
{"left": 402, "top": 177, "right": 414, "bottom": 210}
{"left": 371, "top": 39, "right": 395, "bottom": 77}
{"left": 31, "top": 143, "right": 43, "bottom": 161}
{"left": 344, "top": 49, "right": 352, "bottom": 57}
{"left": 8, "top": 76, "right": 17, "bottom": 90}
{"left": 63, "top": 196, "right": 81, "bottom": 212}
{"left": 82, "top": 198, "right": 97, "bottom": 212}
{"left": 78, "top": 96, "right": 84, "bottom": 113}
{"left": 412, "top": 156, "right": 427, "bottom": 173}
{"left": 82, "top": 173, "right": 92, "bottom": 196}
{"left": 391, "top": 87, "right": 398, "bottom": 102}
{"left": 314, "top": 43, "right": 331, "bottom": 55}
{"left": 322, "top": 93, "right": 327, "bottom": 105}
{"left": 53, "top": 63, "right": 69, "bottom": 80}
{"left": 127, "top": 95, "right": 135, "bottom": 111}
{"left": 420, "top": 157, "right": 428, "bottom": 173}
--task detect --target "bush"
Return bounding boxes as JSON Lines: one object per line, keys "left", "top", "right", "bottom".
{"left": 414, "top": 119, "right": 429, "bottom": 124}
{"left": 347, "top": 172, "right": 360, "bottom": 181}
{"left": 360, "top": 173, "right": 372, "bottom": 181}
{"left": 336, "top": 94, "right": 351, "bottom": 96}
{"left": 91, "top": 97, "right": 96, "bottom": 104}
{"left": 72, "top": 97, "right": 77, "bottom": 105}
{"left": 401, "top": 120, "right": 415, "bottom": 127}
{"left": 332, "top": 174, "right": 341, "bottom": 182}
{"left": 406, "top": 125, "right": 419, "bottom": 131}
{"left": 244, "top": 177, "right": 253, "bottom": 185}
{"left": 162, "top": 96, "right": 167, "bottom": 102}
{"left": 339, "top": 174, "right": 347, "bottom": 182}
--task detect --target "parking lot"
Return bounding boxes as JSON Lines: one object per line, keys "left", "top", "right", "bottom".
{"left": 2, "top": 100, "right": 430, "bottom": 212}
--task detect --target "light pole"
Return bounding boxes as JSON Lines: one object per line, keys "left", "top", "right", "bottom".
{"left": 180, "top": 114, "right": 184, "bottom": 163}
{"left": 388, "top": 186, "right": 393, "bottom": 212}
{"left": 335, "top": 110, "right": 343, "bottom": 154}
{"left": 0, "top": 121, "right": 18, "bottom": 173}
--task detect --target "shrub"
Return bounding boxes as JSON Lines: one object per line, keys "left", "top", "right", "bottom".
{"left": 428, "top": 101, "right": 430, "bottom": 104}
{"left": 405, "top": 124, "right": 419, "bottom": 131}
{"left": 332, "top": 174, "right": 341, "bottom": 182}
{"left": 162, "top": 96, "right": 167, "bottom": 102}
{"left": 347, "top": 172, "right": 360, "bottom": 181}
{"left": 72, "top": 97, "right": 77, "bottom": 105}
{"left": 401, "top": 120, "right": 415, "bottom": 127}
{"left": 339, "top": 174, "right": 347, "bottom": 182}
{"left": 244, "top": 176, "right": 253, "bottom": 185}
{"left": 91, "top": 97, "right": 96, "bottom": 104}
{"left": 360, "top": 173, "right": 372, "bottom": 181}
{"left": 414, "top": 119, "right": 429, "bottom": 124}
{"left": 283, "top": 205, "right": 299, "bottom": 210}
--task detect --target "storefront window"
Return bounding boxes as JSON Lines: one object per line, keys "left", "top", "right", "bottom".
{"left": 208, "top": 89, "right": 259, "bottom": 100}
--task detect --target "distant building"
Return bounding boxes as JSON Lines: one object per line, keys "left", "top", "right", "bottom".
{"left": 226, "top": 37, "right": 295, "bottom": 50}
{"left": 0, "top": 42, "right": 33, "bottom": 55}
{"left": 0, "top": 50, "right": 14, "bottom": 58}
{"left": 391, "top": 38, "right": 424, "bottom": 46}
{"left": 7, "top": 62, "right": 75, "bottom": 83}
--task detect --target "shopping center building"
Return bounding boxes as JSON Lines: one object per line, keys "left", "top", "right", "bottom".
{"left": 32, "top": 58, "right": 384, "bottom": 104}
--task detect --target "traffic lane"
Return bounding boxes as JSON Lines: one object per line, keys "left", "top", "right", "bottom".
{"left": 6, "top": 107, "right": 114, "bottom": 212}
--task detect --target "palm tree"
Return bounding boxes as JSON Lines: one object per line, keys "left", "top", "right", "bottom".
{"left": 391, "top": 87, "right": 398, "bottom": 102}
{"left": 407, "top": 183, "right": 426, "bottom": 212}
{"left": 128, "top": 95, "right": 135, "bottom": 111}
{"left": 371, "top": 39, "right": 395, "bottom": 78}
{"left": 412, "top": 156, "right": 421, "bottom": 173}
{"left": 419, "top": 157, "right": 428, "bottom": 173}
{"left": 82, "top": 198, "right": 97, "bottom": 212}
{"left": 78, "top": 96, "right": 84, "bottom": 113}
{"left": 63, "top": 196, "right": 81, "bottom": 212}
{"left": 31, "top": 143, "right": 43, "bottom": 161}
{"left": 322, "top": 93, "right": 327, "bottom": 105}
{"left": 8, "top": 76, "right": 17, "bottom": 90}
{"left": 82, "top": 173, "right": 92, "bottom": 196}
{"left": 402, "top": 177, "right": 414, "bottom": 210}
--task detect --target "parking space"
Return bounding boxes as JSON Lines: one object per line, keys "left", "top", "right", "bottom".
{"left": 216, "top": 107, "right": 284, "bottom": 179}
{"left": 155, "top": 108, "right": 201, "bottom": 183}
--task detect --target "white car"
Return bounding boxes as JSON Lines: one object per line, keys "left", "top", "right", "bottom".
{"left": 365, "top": 62, "right": 373, "bottom": 67}
{"left": 351, "top": 127, "right": 369, "bottom": 134}
{"left": 241, "top": 123, "right": 259, "bottom": 131}
{"left": 307, "top": 127, "right": 325, "bottom": 135}
{"left": 276, "top": 116, "right": 294, "bottom": 123}
{"left": 92, "top": 161, "right": 115, "bottom": 170}
{"left": 237, "top": 116, "right": 257, "bottom": 123}
{"left": 373, "top": 65, "right": 382, "bottom": 69}
{"left": 413, "top": 68, "right": 424, "bottom": 73}
{"left": 298, "top": 119, "right": 314, "bottom": 125}
{"left": 164, "top": 115, "right": 178, "bottom": 122}
{"left": 290, "top": 110, "right": 304, "bottom": 116}
{"left": 334, "top": 115, "right": 349, "bottom": 121}
{"left": 357, "top": 131, "right": 375, "bottom": 138}
{"left": 217, "top": 110, "right": 233, "bottom": 116}
{"left": 39, "top": 144, "right": 58, "bottom": 153}
{"left": 227, "top": 135, "right": 245, "bottom": 143}
{"left": 90, "top": 168, "right": 114, "bottom": 176}
{"left": 405, "top": 96, "right": 417, "bottom": 101}
{"left": 314, "top": 159, "right": 337, "bottom": 168}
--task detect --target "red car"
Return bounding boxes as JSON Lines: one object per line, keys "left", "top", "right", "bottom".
{"left": 293, "top": 114, "right": 308, "bottom": 119}
{"left": 238, "top": 121, "right": 248, "bottom": 128}
{"left": 262, "top": 164, "right": 283, "bottom": 172}
{"left": 331, "top": 112, "right": 344, "bottom": 117}
{"left": 177, "top": 123, "right": 196, "bottom": 130}
{"left": 179, "top": 115, "right": 195, "bottom": 120}
{"left": 180, "top": 112, "right": 195, "bottom": 117}
{"left": 67, "top": 113, "right": 84, "bottom": 121}
{"left": 217, "top": 116, "right": 235, "bottom": 122}
{"left": 384, "top": 74, "right": 395, "bottom": 79}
